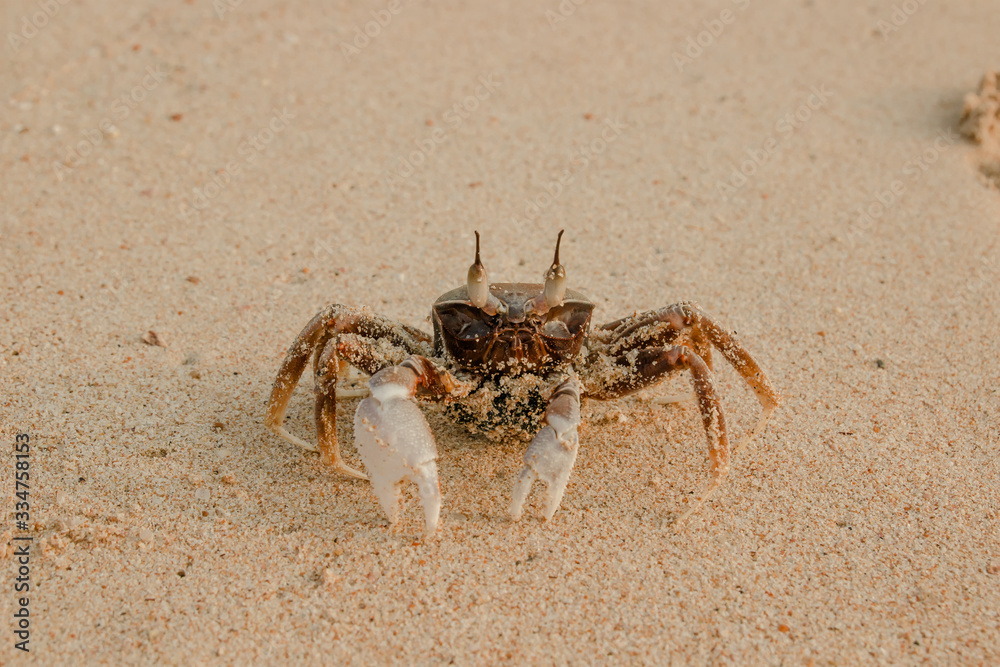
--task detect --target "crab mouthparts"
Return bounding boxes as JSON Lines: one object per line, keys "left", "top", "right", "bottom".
{"left": 487, "top": 327, "right": 544, "bottom": 363}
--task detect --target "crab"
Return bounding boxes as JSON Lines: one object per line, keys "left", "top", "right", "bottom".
{"left": 266, "top": 231, "right": 779, "bottom": 538}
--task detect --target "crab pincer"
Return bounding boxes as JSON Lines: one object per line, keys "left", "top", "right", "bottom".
{"left": 510, "top": 376, "right": 582, "bottom": 522}
{"left": 354, "top": 363, "right": 443, "bottom": 540}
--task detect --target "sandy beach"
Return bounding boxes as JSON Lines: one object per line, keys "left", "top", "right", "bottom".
{"left": 2, "top": 0, "right": 999, "bottom": 664}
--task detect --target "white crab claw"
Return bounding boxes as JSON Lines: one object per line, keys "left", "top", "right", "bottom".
{"left": 510, "top": 422, "right": 580, "bottom": 522}
{"left": 354, "top": 389, "right": 441, "bottom": 540}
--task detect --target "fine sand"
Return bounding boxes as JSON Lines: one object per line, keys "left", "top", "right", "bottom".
{"left": 2, "top": 0, "right": 999, "bottom": 664}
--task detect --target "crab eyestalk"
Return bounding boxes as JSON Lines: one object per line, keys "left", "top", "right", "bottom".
{"left": 543, "top": 230, "right": 567, "bottom": 309}
{"left": 527, "top": 230, "right": 567, "bottom": 316}
{"left": 466, "top": 231, "right": 506, "bottom": 315}
{"left": 467, "top": 231, "right": 490, "bottom": 308}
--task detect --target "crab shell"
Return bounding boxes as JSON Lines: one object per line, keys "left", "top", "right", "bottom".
{"left": 432, "top": 282, "right": 595, "bottom": 375}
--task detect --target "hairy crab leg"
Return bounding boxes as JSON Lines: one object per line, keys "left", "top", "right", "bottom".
{"left": 314, "top": 339, "right": 368, "bottom": 479}
{"left": 354, "top": 356, "right": 470, "bottom": 540}
{"left": 662, "top": 346, "right": 730, "bottom": 526}
{"left": 510, "top": 376, "right": 583, "bottom": 522}
{"left": 266, "top": 309, "right": 352, "bottom": 455}
{"left": 602, "top": 302, "right": 779, "bottom": 455}
{"left": 583, "top": 345, "right": 730, "bottom": 525}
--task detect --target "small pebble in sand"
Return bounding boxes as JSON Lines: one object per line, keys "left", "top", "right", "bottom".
{"left": 195, "top": 488, "right": 211, "bottom": 502}
{"left": 138, "top": 528, "right": 154, "bottom": 543}
{"left": 141, "top": 330, "right": 165, "bottom": 347}
{"left": 987, "top": 562, "right": 1000, "bottom": 575}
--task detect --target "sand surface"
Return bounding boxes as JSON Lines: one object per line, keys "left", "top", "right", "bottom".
{"left": 2, "top": 0, "right": 999, "bottom": 664}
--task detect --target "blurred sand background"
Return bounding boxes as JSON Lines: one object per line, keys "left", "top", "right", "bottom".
{"left": 2, "top": 0, "right": 999, "bottom": 664}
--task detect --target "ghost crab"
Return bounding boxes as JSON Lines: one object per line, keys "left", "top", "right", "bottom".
{"left": 266, "top": 231, "right": 779, "bottom": 538}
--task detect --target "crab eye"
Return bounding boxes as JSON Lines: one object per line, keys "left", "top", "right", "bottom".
{"left": 543, "top": 229, "right": 567, "bottom": 309}
{"left": 467, "top": 230, "right": 490, "bottom": 309}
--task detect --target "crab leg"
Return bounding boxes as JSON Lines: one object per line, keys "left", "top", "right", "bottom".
{"left": 655, "top": 346, "right": 729, "bottom": 525}
{"left": 510, "top": 376, "right": 583, "bottom": 522}
{"left": 585, "top": 345, "right": 731, "bottom": 525}
{"left": 354, "top": 356, "right": 468, "bottom": 539}
{"left": 602, "top": 302, "right": 780, "bottom": 454}
{"left": 314, "top": 338, "right": 368, "bottom": 479}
